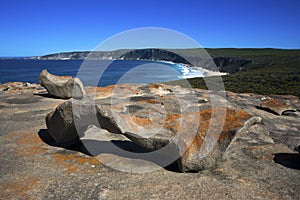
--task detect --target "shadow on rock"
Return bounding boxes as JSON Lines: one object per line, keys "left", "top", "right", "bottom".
{"left": 255, "top": 106, "right": 279, "bottom": 115}
{"left": 38, "top": 129, "right": 181, "bottom": 172}
{"left": 273, "top": 153, "right": 300, "bottom": 170}
{"left": 38, "top": 129, "right": 91, "bottom": 155}
{"left": 34, "top": 93, "right": 64, "bottom": 99}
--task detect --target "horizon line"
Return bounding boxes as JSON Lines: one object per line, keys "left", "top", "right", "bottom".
{"left": 1, "top": 47, "right": 300, "bottom": 57}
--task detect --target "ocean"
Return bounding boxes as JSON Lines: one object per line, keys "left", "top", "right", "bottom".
{"left": 0, "top": 59, "right": 205, "bottom": 86}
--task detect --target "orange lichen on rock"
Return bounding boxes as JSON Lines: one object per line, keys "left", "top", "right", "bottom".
{"left": 15, "top": 132, "right": 46, "bottom": 157}
{"left": 86, "top": 85, "right": 115, "bottom": 98}
{"left": 51, "top": 153, "right": 101, "bottom": 173}
{"left": 148, "top": 83, "right": 163, "bottom": 89}
{"left": 164, "top": 113, "right": 182, "bottom": 133}
{"left": 260, "top": 98, "right": 294, "bottom": 115}
{"left": 261, "top": 99, "right": 286, "bottom": 108}
{"left": 131, "top": 116, "right": 152, "bottom": 126}
{"left": 183, "top": 108, "right": 252, "bottom": 157}
{"left": 0, "top": 176, "right": 39, "bottom": 199}
{"left": 3, "top": 128, "right": 47, "bottom": 157}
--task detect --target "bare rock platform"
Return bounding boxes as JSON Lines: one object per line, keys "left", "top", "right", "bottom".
{"left": 0, "top": 82, "right": 299, "bottom": 199}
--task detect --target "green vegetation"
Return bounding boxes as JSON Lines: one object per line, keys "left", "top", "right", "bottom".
{"left": 167, "top": 48, "right": 300, "bottom": 98}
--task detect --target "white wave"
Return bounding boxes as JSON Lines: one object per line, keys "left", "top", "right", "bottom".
{"left": 176, "top": 64, "right": 206, "bottom": 79}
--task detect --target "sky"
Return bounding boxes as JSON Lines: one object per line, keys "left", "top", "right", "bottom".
{"left": 0, "top": 0, "right": 299, "bottom": 56}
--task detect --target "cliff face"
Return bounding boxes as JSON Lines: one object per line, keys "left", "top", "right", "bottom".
{"left": 119, "top": 49, "right": 191, "bottom": 64}
{"left": 213, "top": 56, "right": 253, "bottom": 73}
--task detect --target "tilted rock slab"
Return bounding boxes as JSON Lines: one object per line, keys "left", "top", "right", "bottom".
{"left": 121, "top": 107, "right": 260, "bottom": 172}
{"left": 259, "top": 98, "right": 296, "bottom": 115}
{"left": 39, "top": 69, "right": 85, "bottom": 99}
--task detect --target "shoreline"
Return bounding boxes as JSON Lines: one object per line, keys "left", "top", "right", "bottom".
{"left": 151, "top": 59, "right": 229, "bottom": 77}
{"left": 0, "top": 58, "right": 228, "bottom": 87}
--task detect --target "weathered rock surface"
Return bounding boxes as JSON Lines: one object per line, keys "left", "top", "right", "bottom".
{"left": 116, "top": 102, "right": 259, "bottom": 171}
{"left": 39, "top": 69, "right": 85, "bottom": 99}
{"left": 0, "top": 81, "right": 45, "bottom": 93}
{"left": 1, "top": 82, "right": 300, "bottom": 199}
{"left": 46, "top": 98, "right": 123, "bottom": 146}
{"left": 45, "top": 99, "right": 97, "bottom": 146}
{"left": 177, "top": 109, "right": 260, "bottom": 172}
{"left": 46, "top": 83, "right": 300, "bottom": 172}
{"left": 259, "top": 98, "right": 296, "bottom": 115}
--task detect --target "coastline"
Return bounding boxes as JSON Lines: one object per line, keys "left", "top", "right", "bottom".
{"left": 0, "top": 58, "right": 228, "bottom": 87}
{"left": 153, "top": 59, "right": 229, "bottom": 77}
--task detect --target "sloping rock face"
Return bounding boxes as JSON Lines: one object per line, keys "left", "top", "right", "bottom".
{"left": 259, "top": 98, "right": 296, "bottom": 115}
{"left": 177, "top": 109, "right": 259, "bottom": 172}
{"left": 39, "top": 69, "right": 85, "bottom": 99}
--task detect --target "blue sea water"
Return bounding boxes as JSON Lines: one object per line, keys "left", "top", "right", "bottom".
{"left": 0, "top": 59, "right": 205, "bottom": 87}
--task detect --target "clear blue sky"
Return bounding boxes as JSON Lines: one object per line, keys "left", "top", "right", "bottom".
{"left": 1, "top": 0, "right": 299, "bottom": 56}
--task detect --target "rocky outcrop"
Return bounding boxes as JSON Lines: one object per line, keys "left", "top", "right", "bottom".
{"left": 43, "top": 82, "right": 300, "bottom": 172}
{"left": 45, "top": 83, "right": 282, "bottom": 172}
{"left": 39, "top": 69, "right": 85, "bottom": 99}
{"left": 1, "top": 81, "right": 300, "bottom": 199}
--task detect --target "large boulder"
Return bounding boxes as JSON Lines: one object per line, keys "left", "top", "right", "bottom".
{"left": 122, "top": 107, "right": 259, "bottom": 172}
{"left": 46, "top": 100, "right": 92, "bottom": 146}
{"left": 39, "top": 69, "right": 85, "bottom": 99}
{"left": 46, "top": 98, "right": 122, "bottom": 146}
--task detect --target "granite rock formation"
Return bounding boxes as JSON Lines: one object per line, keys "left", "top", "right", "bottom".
{"left": 39, "top": 69, "right": 85, "bottom": 99}
{"left": 1, "top": 82, "right": 300, "bottom": 199}
{"left": 43, "top": 83, "right": 300, "bottom": 172}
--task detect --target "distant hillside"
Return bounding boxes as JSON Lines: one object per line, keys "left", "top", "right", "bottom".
{"left": 119, "top": 49, "right": 191, "bottom": 64}
{"left": 33, "top": 48, "right": 300, "bottom": 97}
{"left": 33, "top": 49, "right": 129, "bottom": 60}
{"left": 34, "top": 48, "right": 300, "bottom": 74}
{"left": 165, "top": 48, "right": 300, "bottom": 98}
